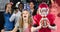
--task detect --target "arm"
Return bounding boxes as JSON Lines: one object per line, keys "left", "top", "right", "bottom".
{"left": 12, "top": 21, "right": 19, "bottom": 32}
{"left": 12, "top": 18, "right": 20, "bottom": 32}
{"left": 47, "top": 14, "right": 56, "bottom": 30}
{"left": 51, "top": 0, "right": 54, "bottom": 3}
{"left": 31, "top": 26, "right": 41, "bottom": 32}
{"left": 1, "top": 29, "right": 5, "bottom": 32}
{"left": 31, "top": 16, "right": 42, "bottom": 32}
{"left": 10, "top": 27, "right": 18, "bottom": 32}
{"left": 48, "top": 23, "right": 57, "bottom": 30}
{"left": 9, "top": 13, "right": 16, "bottom": 22}
{"left": 12, "top": 16, "right": 21, "bottom": 32}
{"left": 11, "top": 20, "right": 19, "bottom": 32}
{"left": 31, "top": 23, "right": 42, "bottom": 32}
{"left": 12, "top": 26, "right": 18, "bottom": 32}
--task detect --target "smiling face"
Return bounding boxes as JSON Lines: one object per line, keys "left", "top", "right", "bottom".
{"left": 19, "top": 4, "right": 23, "bottom": 10}
{"left": 22, "top": 10, "right": 29, "bottom": 20}
{"left": 29, "top": 2, "right": 34, "bottom": 9}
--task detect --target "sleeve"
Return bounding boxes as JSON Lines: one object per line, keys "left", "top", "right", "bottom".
{"left": 15, "top": 17, "right": 20, "bottom": 28}
{"left": 15, "top": 20, "right": 19, "bottom": 28}
{"left": 15, "top": 13, "right": 21, "bottom": 28}
{"left": 9, "top": 13, "right": 16, "bottom": 22}
{"left": 49, "top": 14, "right": 56, "bottom": 26}
{"left": 32, "top": 16, "right": 39, "bottom": 27}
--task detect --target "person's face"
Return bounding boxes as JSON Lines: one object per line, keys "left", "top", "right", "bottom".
{"left": 6, "top": 4, "right": 12, "bottom": 12}
{"left": 29, "top": 2, "right": 34, "bottom": 9}
{"left": 19, "top": 4, "right": 23, "bottom": 10}
{"left": 22, "top": 11, "right": 29, "bottom": 19}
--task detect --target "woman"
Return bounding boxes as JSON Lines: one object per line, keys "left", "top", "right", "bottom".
{"left": 4, "top": 3, "right": 14, "bottom": 32}
{"left": 19, "top": 9, "right": 32, "bottom": 32}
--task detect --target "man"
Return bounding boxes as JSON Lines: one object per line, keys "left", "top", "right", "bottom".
{"left": 31, "top": 2, "right": 56, "bottom": 32}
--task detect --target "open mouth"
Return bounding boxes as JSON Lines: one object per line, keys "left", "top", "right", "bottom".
{"left": 24, "top": 16, "right": 27, "bottom": 18}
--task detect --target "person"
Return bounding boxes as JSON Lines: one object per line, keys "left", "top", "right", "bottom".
{"left": 29, "top": 1, "right": 35, "bottom": 16}
{"left": 51, "top": 0, "right": 60, "bottom": 17}
{"left": 50, "top": 0, "right": 58, "bottom": 17}
{"left": 19, "top": 9, "right": 32, "bottom": 32}
{"left": 18, "top": 2, "right": 24, "bottom": 12}
{"left": 0, "top": 12, "right": 5, "bottom": 32}
{"left": 9, "top": 7, "right": 21, "bottom": 32}
{"left": 31, "top": 2, "right": 56, "bottom": 32}
{"left": 4, "top": 3, "right": 14, "bottom": 32}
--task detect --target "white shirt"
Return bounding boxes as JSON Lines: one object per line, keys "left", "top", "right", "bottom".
{"left": 9, "top": 11, "right": 21, "bottom": 27}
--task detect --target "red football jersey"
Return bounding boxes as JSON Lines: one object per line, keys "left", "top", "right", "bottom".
{"left": 33, "top": 14, "right": 55, "bottom": 32}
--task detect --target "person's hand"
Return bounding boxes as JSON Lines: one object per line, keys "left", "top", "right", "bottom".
{"left": 42, "top": 20, "right": 48, "bottom": 28}
{"left": 10, "top": 30, "right": 16, "bottom": 32}
{"left": 1, "top": 29, "right": 5, "bottom": 32}
{"left": 39, "top": 20, "right": 43, "bottom": 28}
{"left": 47, "top": 21, "right": 51, "bottom": 27}
{"left": 40, "top": 18, "right": 49, "bottom": 28}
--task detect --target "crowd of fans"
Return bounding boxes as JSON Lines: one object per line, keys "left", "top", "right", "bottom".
{"left": 0, "top": 0, "right": 58, "bottom": 32}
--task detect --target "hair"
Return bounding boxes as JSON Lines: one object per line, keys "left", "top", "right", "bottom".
{"left": 29, "top": 1, "right": 35, "bottom": 8}
{"left": 32, "top": 8, "right": 37, "bottom": 16}
{"left": 5, "top": 3, "right": 12, "bottom": 14}
{"left": 5, "top": 3, "right": 12, "bottom": 10}
{"left": 29, "top": 1, "right": 35, "bottom": 5}
{"left": 19, "top": 9, "right": 32, "bottom": 29}
{"left": 18, "top": 2, "right": 24, "bottom": 9}
{"left": 5, "top": 3, "right": 9, "bottom": 10}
